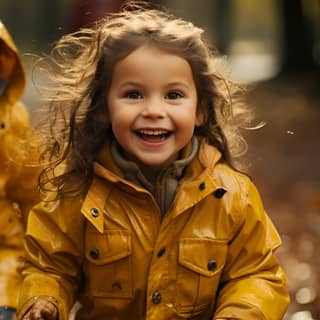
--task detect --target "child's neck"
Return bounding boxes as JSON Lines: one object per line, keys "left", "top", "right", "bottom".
{"left": 124, "top": 152, "right": 178, "bottom": 185}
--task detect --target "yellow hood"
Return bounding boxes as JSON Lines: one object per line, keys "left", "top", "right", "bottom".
{"left": 0, "top": 20, "right": 25, "bottom": 103}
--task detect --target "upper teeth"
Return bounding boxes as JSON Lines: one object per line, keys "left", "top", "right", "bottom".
{"left": 139, "top": 130, "right": 168, "bottom": 135}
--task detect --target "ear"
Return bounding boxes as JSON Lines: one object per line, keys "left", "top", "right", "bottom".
{"left": 195, "top": 102, "right": 205, "bottom": 126}
{"left": 195, "top": 112, "right": 204, "bottom": 126}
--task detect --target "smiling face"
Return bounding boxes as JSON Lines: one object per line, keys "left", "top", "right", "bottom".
{"left": 107, "top": 45, "right": 200, "bottom": 171}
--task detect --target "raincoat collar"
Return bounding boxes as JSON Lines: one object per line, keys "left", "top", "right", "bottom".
{"left": 82, "top": 138, "right": 223, "bottom": 233}
{"left": 110, "top": 137, "right": 200, "bottom": 215}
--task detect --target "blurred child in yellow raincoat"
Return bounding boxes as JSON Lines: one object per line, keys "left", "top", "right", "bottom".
{"left": 0, "top": 20, "right": 40, "bottom": 320}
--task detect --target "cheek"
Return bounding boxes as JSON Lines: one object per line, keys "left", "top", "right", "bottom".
{"left": 109, "top": 113, "right": 122, "bottom": 131}
{"left": 174, "top": 114, "right": 198, "bottom": 141}
{"left": 107, "top": 99, "right": 120, "bottom": 126}
{"left": 109, "top": 117, "right": 126, "bottom": 144}
{"left": 109, "top": 110, "right": 133, "bottom": 136}
{"left": 176, "top": 103, "right": 199, "bottom": 128}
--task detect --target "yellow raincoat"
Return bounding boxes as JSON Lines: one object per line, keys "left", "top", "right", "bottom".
{"left": 0, "top": 20, "right": 40, "bottom": 309}
{"left": 18, "top": 140, "right": 289, "bottom": 319}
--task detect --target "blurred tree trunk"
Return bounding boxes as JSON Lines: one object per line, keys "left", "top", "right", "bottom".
{"left": 280, "top": 0, "right": 316, "bottom": 72}
{"left": 214, "top": 0, "right": 231, "bottom": 54}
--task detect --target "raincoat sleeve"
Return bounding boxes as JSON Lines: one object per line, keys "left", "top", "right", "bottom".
{"left": 17, "top": 195, "right": 85, "bottom": 320}
{"left": 214, "top": 177, "right": 289, "bottom": 320}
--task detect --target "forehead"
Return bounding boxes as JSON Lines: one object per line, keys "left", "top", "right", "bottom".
{"left": 111, "top": 45, "right": 195, "bottom": 84}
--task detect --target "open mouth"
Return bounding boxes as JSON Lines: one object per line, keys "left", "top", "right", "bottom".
{"left": 134, "top": 129, "right": 172, "bottom": 142}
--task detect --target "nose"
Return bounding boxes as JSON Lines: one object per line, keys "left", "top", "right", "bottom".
{"left": 141, "top": 97, "right": 166, "bottom": 118}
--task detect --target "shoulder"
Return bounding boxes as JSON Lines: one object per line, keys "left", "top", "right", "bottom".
{"left": 28, "top": 192, "right": 86, "bottom": 236}
{"left": 197, "top": 140, "right": 261, "bottom": 207}
{"left": 213, "top": 163, "right": 253, "bottom": 195}
{"left": 211, "top": 162, "right": 265, "bottom": 221}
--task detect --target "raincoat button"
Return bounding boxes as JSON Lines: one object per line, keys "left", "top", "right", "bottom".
{"left": 198, "top": 182, "right": 206, "bottom": 190}
{"left": 0, "top": 122, "right": 5, "bottom": 129}
{"left": 213, "top": 188, "right": 227, "bottom": 198}
{"left": 157, "top": 247, "right": 166, "bottom": 257}
{"left": 207, "top": 259, "right": 217, "bottom": 270}
{"left": 152, "top": 291, "right": 161, "bottom": 304}
{"left": 89, "top": 248, "right": 100, "bottom": 259}
{"left": 90, "top": 207, "right": 99, "bottom": 217}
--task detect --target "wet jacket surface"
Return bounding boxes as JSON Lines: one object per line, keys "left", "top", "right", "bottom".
{"left": 18, "top": 140, "right": 289, "bottom": 319}
{"left": 0, "top": 21, "right": 40, "bottom": 308}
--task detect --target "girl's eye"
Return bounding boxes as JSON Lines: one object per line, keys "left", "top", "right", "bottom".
{"left": 165, "top": 91, "right": 183, "bottom": 100}
{"left": 125, "top": 91, "right": 143, "bottom": 99}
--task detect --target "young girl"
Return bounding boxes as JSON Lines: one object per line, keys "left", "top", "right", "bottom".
{"left": 18, "top": 4, "right": 289, "bottom": 320}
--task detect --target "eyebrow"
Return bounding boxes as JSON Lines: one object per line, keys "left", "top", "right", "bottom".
{"left": 119, "top": 81, "right": 192, "bottom": 89}
{"left": 165, "top": 81, "right": 192, "bottom": 89}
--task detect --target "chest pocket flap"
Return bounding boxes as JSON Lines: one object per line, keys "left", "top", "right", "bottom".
{"left": 86, "top": 229, "right": 131, "bottom": 265}
{"left": 179, "top": 238, "right": 227, "bottom": 277}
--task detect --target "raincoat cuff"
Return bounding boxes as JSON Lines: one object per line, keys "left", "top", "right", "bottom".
{"left": 17, "top": 295, "right": 67, "bottom": 320}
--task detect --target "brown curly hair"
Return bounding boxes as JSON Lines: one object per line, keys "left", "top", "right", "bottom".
{"left": 37, "top": 3, "right": 255, "bottom": 198}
